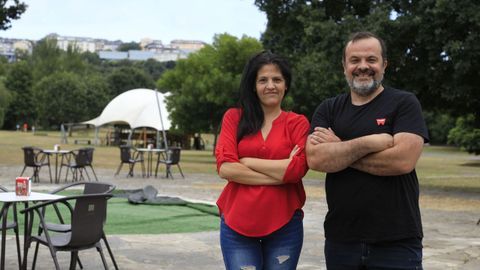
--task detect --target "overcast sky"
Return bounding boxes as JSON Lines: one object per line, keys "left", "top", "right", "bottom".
{"left": 1, "top": 0, "right": 267, "bottom": 44}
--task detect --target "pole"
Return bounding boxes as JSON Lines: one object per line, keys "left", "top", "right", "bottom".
{"left": 155, "top": 89, "right": 169, "bottom": 149}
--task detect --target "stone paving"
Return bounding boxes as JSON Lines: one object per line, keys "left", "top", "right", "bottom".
{"left": 0, "top": 166, "right": 479, "bottom": 269}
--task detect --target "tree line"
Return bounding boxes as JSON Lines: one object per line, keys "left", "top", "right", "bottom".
{"left": 1, "top": 0, "right": 479, "bottom": 154}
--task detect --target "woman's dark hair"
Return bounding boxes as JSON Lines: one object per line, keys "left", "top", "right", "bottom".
{"left": 237, "top": 50, "right": 292, "bottom": 142}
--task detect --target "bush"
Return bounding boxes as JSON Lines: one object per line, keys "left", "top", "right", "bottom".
{"left": 448, "top": 114, "right": 480, "bottom": 155}
{"left": 424, "top": 111, "right": 455, "bottom": 144}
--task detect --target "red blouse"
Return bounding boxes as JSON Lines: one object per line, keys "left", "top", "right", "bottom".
{"left": 216, "top": 108, "right": 309, "bottom": 237}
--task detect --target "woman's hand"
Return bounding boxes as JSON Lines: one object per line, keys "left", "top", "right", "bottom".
{"left": 289, "top": 145, "right": 300, "bottom": 159}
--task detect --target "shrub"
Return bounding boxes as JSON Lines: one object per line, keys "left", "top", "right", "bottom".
{"left": 424, "top": 111, "right": 455, "bottom": 144}
{"left": 448, "top": 114, "right": 480, "bottom": 155}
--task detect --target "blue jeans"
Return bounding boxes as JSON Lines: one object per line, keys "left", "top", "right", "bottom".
{"left": 220, "top": 211, "right": 304, "bottom": 270}
{"left": 325, "top": 237, "right": 423, "bottom": 270}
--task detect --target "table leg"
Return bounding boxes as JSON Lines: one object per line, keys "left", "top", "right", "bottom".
{"left": 148, "top": 152, "right": 152, "bottom": 177}
{"left": 21, "top": 202, "right": 28, "bottom": 270}
{"left": 55, "top": 154, "right": 59, "bottom": 184}
{"left": 1, "top": 203, "right": 9, "bottom": 270}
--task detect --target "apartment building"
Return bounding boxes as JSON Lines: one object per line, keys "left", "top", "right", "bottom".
{"left": 0, "top": 34, "right": 206, "bottom": 62}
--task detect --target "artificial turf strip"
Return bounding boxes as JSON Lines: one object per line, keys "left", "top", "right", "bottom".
{"left": 105, "top": 198, "right": 219, "bottom": 234}
{"left": 4, "top": 197, "right": 219, "bottom": 235}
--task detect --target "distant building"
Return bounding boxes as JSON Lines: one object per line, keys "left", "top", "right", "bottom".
{"left": 0, "top": 34, "right": 206, "bottom": 62}
{"left": 46, "top": 33, "right": 97, "bottom": 52}
{"left": 98, "top": 51, "right": 128, "bottom": 60}
{"left": 0, "top": 37, "right": 34, "bottom": 62}
{"left": 128, "top": 50, "right": 156, "bottom": 61}
{"left": 13, "top": 40, "right": 33, "bottom": 53}
{"left": 171, "top": 39, "right": 206, "bottom": 51}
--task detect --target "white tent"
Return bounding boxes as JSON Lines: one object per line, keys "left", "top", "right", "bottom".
{"left": 82, "top": 88, "right": 171, "bottom": 145}
{"left": 83, "top": 88, "right": 171, "bottom": 130}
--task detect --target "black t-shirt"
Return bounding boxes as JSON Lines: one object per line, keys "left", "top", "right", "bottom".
{"left": 310, "top": 86, "right": 429, "bottom": 243}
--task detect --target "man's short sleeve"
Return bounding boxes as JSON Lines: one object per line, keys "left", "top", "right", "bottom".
{"left": 309, "top": 99, "right": 331, "bottom": 134}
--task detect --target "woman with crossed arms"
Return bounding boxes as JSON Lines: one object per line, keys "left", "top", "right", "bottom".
{"left": 215, "top": 51, "right": 309, "bottom": 270}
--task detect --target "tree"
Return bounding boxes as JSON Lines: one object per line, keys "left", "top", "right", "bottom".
{"left": 83, "top": 74, "right": 111, "bottom": 119}
{"left": 0, "top": 79, "right": 11, "bottom": 128}
{"left": 134, "top": 58, "right": 175, "bottom": 81}
{"left": 157, "top": 33, "right": 262, "bottom": 144}
{"left": 33, "top": 72, "right": 89, "bottom": 128}
{"left": 448, "top": 115, "right": 480, "bottom": 155}
{"left": 30, "top": 38, "right": 63, "bottom": 81}
{"left": 3, "top": 60, "right": 34, "bottom": 129}
{"left": 0, "top": 0, "right": 27, "bottom": 30}
{"left": 117, "top": 42, "right": 141, "bottom": 52}
{"left": 106, "top": 66, "right": 155, "bottom": 97}
{"left": 255, "top": 0, "right": 480, "bottom": 153}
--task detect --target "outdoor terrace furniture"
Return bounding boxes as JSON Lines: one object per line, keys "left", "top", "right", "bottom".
{"left": 41, "top": 148, "right": 70, "bottom": 184}
{"left": 61, "top": 148, "right": 98, "bottom": 182}
{"left": 0, "top": 185, "right": 21, "bottom": 269}
{"left": 135, "top": 147, "right": 166, "bottom": 177}
{"left": 20, "top": 146, "right": 52, "bottom": 183}
{"left": 38, "top": 182, "right": 118, "bottom": 270}
{"left": 115, "top": 145, "right": 145, "bottom": 177}
{"left": 155, "top": 147, "right": 184, "bottom": 179}
{"left": 21, "top": 193, "right": 114, "bottom": 270}
{"left": 0, "top": 191, "right": 64, "bottom": 270}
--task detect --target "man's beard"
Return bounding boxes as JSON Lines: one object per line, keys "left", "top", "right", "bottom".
{"left": 346, "top": 70, "right": 383, "bottom": 97}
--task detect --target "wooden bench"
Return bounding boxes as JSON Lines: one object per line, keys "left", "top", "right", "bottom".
{"left": 74, "top": 139, "right": 91, "bottom": 145}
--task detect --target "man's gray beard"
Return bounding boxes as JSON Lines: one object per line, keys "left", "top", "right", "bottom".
{"left": 347, "top": 76, "right": 383, "bottom": 97}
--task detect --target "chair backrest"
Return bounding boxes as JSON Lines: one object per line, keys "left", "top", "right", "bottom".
{"left": 84, "top": 147, "right": 95, "bottom": 165}
{"left": 50, "top": 181, "right": 116, "bottom": 195}
{"left": 83, "top": 182, "right": 116, "bottom": 195}
{"left": 22, "top": 146, "right": 37, "bottom": 166}
{"left": 69, "top": 194, "right": 111, "bottom": 247}
{"left": 74, "top": 149, "right": 90, "bottom": 166}
{"left": 167, "top": 147, "right": 181, "bottom": 164}
{"left": 119, "top": 145, "right": 132, "bottom": 162}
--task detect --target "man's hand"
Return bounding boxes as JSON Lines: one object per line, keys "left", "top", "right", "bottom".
{"left": 367, "top": 133, "right": 394, "bottom": 152}
{"left": 309, "top": 127, "right": 341, "bottom": 145}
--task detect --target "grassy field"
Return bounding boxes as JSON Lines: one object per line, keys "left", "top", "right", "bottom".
{"left": 1, "top": 130, "right": 479, "bottom": 193}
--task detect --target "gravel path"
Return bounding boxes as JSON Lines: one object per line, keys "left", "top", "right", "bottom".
{"left": 0, "top": 165, "right": 479, "bottom": 269}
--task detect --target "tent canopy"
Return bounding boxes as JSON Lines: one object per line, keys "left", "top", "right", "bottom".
{"left": 83, "top": 88, "right": 171, "bottom": 131}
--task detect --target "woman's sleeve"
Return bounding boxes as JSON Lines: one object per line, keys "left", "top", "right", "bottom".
{"left": 283, "top": 114, "right": 310, "bottom": 183}
{"left": 215, "top": 109, "right": 240, "bottom": 172}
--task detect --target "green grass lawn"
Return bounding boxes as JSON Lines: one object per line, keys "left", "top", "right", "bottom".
{"left": 416, "top": 146, "right": 480, "bottom": 192}
{"left": 1, "top": 130, "right": 479, "bottom": 192}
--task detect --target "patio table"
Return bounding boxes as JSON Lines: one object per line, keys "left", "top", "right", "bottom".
{"left": 42, "top": 149, "right": 70, "bottom": 183}
{"left": 0, "top": 192, "right": 64, "bottom": 270}
{"left": 136, "top": 148, "right": 166, "bottom": 177}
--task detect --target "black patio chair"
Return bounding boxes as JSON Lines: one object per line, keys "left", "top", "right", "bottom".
{"left": 20, "top": 146, "right": 52, "bottom": 183}
{"left": 37, "top": 182, "right": 118, "bottom": 269}
{"left": 0, "top": 185, "right": 21, "bottom": 269}
{"left": 84, "top": 147, "right": 99, "bottom": 181}
{"left": 62, "top": 148, "right": 98, "bottom": 182}
{"left": 21, "top": 193, "right": 114, "bottom": 270}
{"left": 115, "top": 145, "right": 145, "bottom": 177}
{"left": 155, "top": 147, "right": 184, "bottom": 179}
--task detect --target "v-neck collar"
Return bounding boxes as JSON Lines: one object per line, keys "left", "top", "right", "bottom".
{"left": 260, "top": 111, "right": 286, "bottom": 141}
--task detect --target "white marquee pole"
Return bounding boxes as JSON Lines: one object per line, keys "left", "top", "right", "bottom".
{"left": 155, "top": 89, "right": 169, "bottom": 149}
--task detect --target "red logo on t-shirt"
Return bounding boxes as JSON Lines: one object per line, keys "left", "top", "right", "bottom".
{"left": 376, "top": 118, "right": 386, "bottom": 126}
